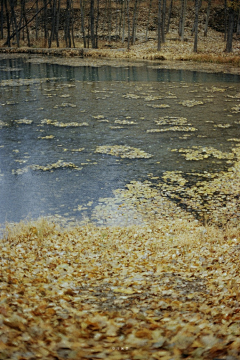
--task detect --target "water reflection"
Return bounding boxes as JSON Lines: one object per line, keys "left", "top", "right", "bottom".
{"left": 1, "top": 57, "right": 240, "bottom": 83}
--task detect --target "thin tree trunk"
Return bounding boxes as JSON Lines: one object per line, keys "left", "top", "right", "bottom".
{"left": 90, "top": 0, "right": 95, "bottom": 47}
{"left": 161, "top": 0, "right": 166, "bottom": 42}
{"left": 24, "top": 0, "right": 31, "bottom": 46}
{"left": 224, "top": 0, "right": 227, "bottom": 41}
{"left": 193, "top": 0, "right": 199, "bottom": 52}
{"left": 236, "top": 5, "right": 240, "bottom": 35}
{"left": 80, "top": 0, "right": 86, "bottom": 47}
{"left": 43, "top": 0, "right": 48, "bottom": 40}
{"left": 145, "top": 0, "right": 152, "bottom": 41}
{"left": 191, "top": 0, "right": 201, "bottom": 35}
{"left": 225, "top": 3, "right": 235, "bottom": 52}
{"left": 204, "top": 0, "right": 211, "bottom": 36}
{"left": 48, "top": 0, "right": 56, "bottom": 48}
{"left": 131, "top": 0, "right": 138, "bottom": 45}
{"left": 179, "top": 0, "right": 187, "bottom": 41}
{"left": 121, "top": 0, "right": 126, "bottom": 43}
{"left": 1, "top": 0, "right": 4, "bottom": 39}
{"left": 87, "top": 10, "right": 90, "bottom": 48}
{"left": 157, "top": 0, "right": 162, "bottom": 51}
{"left": 95, "top": 0, "right": 100, "bottom": 48}
{"left": 10, "top": 0, "right": 19, "bottom": 46}
{"left": 55, "top": 0, "right": 61, "bottom": 47}
{"left": 70, "top": 0, "right": 75, "bottom": 48}
{"left": 118, "top": 0, "right": 124, "bottom": 37}
{"left": 35, "top": 0, "right": 39, "bottom": 40}
{"left": 166, "top": 0, "right": 173, "bottom": 34}
{"left": 133, "top": 0, "right": 140, "bottom": 44}
{"left": 127, "top": 0, "right": 130, "bottom": 50}
{"left": 65, "top": 0, "right": 71, "bottom": 47}
{"left": 4, "top": 0, "right": 11, "bottom": 46}
{"left": 107, "top": 0, "right": 112, "bottom": 42}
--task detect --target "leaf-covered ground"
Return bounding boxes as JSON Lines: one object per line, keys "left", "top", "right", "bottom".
{"left": 1, "top": 218, "right": 240, "bottom": 360}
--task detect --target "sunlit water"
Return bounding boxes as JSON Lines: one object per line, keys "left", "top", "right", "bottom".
{"left": 0, "top": 57, "right": 239, "bottom": 226}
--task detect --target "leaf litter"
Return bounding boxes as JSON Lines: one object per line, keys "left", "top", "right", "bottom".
{"left": 1, "top": 214, "right": 240, "bottom": 360}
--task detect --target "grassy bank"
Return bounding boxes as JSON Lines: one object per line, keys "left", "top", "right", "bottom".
{"left": 0, "top": 217, "right": 240, "bottom": 359}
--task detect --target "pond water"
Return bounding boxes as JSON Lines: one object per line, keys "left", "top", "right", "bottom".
{"left": 0, "top": 57, "right": 240, "bottom": 226}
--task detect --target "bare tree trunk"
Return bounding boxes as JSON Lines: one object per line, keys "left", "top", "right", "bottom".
{"left": 48, "top": 0, "right": 56, "bottom": 48}
{"left": 80, "top": 0, "right": 86, "bottom": 47}
{"left": 118, "top": 0, "right": 124, "bottom": 37}
{"left": 90, "top": 0, "right": 95, "bottom": 47}
{"left": 55, "top": 0, "right": 61, "bottom": 47}
{"left": 224, "top": 0, "right": 227, "bottom": 41}
{"left": 236, "top": 5, "right": 240, "bottom": 35}
{"left": 166, "top": 0, "right": 173, "bottom": 34}
{"left": 157, "top": 0, "right": 162, "bottom": 51}
{"left": 4, "top": 0, "right": 11, "bottom": 46}
{"left": 127, "top": 0, "right": 130, "bottom": 49}
{"left": 225, "top": 2, "right": 235, "bottom": 53}
{"left": 70, "top": 0, "right": 75, "bottom": 48}
{"left": 121, "top": 0, "right": 126, "bottom": 43}
{"left": 95, "top": 0, "right": 100, "bottom": 48}
{"left": 145, "top": 0, "right": 152, "bottom": 40}
{"left": 64, "top": 0, "right": 72, "bottom": 47}
{"left": 204, "top": 0, "right": 211, "bottom": 36}
{"left": 179, "top": 0, "right": 187, "bottom": 41}
{"left": 43, "top": 0, "right": 48, "bottom": 40}
{"left": 24, "top": 0, "right": 34, "bottom": 46}
{"left": 191, "top": 0, "right": 201, "bottom": 35}
{"left": 1, "top": 0, "right": 4, "bottom": 39}
{"left": 10, "top": 0, "right": 19, "bottom": 46}
{"left": 107, "top": 0, "right": 112, "bottom": 42}
{"left": 161, "top": 0, "right": 166, "bottom": 42}
{"left": 35, "top": 0, "right": 39, "bottom": 40}
{"left": 193, "top": 0, "right": 199, "bottom": 52}
{"left": 131, "top": 0, "right": 138, "bottom": 44}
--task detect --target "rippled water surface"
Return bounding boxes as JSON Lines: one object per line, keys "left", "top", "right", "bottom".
{"left": 0, "top": 58, "right": 239, "bottom": 225}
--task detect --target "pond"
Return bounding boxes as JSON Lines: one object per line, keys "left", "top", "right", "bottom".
{"left": 0, "top": 57, "right": 240, "bottom": 227}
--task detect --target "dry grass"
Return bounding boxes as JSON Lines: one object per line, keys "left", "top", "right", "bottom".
{"left": 180, "top": 53, "right": 240, "bottom": 67}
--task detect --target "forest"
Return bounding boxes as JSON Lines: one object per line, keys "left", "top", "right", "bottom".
{"left": 0, "top": 0, "right": 240, "bottom": 54}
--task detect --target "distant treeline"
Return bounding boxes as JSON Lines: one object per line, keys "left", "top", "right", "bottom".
{"left": 0, "top": 0, "right": 239, "bottom": 52}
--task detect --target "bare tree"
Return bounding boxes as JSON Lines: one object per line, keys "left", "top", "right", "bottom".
{"left": 161, "top": 0, "right": 166, "bottom": 42}
{"left": 193, "top": 0, "right": 199, "bottom": 52}
{"left": 10, "top": 0, "right": 19, "bottom": 46}
{"left": 225, "top": 1, "right": 235, "bottom": 52}
{"left": 90, "top": 0, "right": 95, "bottom": 47}
{"left": 157, "top": 0, "right": 162, "bottom": 50}
{"left": 127, "top": 0, "right": 130, "bottom": 49}
{"left": 1, "top": 0, "right": 4, "bottom": 39}
{"left": 121, "top": 0, "right": 126, "bottom": 43}
{"left": 236, "top": 4, "right": 240, "bottom": 35}
{"left": 80, "top": 0, "right": 86, "bottom": 47}
{"left": 166, "top": 0, "right": 173, "bottom": 34}
{"left": 179, "top": 0, "right": 187, "bottom": 41}
{"left": 4, "top": 0, "right": 11, "bottom": 46}
{"left": 145, "top": 0, "right": 152, "bottom": 41}
{"left": 95, "top": 0, "right": 100, "bottom": 48}
{"left": 131, "top": 0, "right": 139, "bottom": 45}
{"left": 204, "top": 0, "right": 211, "bottom": 36}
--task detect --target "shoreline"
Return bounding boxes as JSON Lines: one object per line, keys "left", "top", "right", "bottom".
{"left": 1, "top": 47, "right": 240, "bottom": 75}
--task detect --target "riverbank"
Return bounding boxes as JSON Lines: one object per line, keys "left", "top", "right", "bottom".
{"left": 0, "top": 217, "right": 240, "bottom": 360}
{"left": 1, "top": 26, "right": 240, "bottom": 75}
